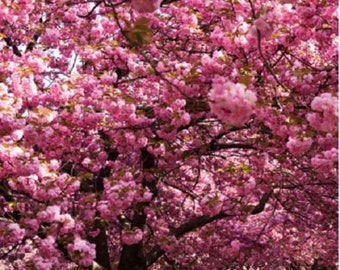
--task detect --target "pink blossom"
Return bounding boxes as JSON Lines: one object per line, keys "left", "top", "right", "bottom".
{"left": 0, "top": 1, "right": 337, "bottom": 268}
{"left": 39, "top": 236, "right": 56, "bottom": 258}
{"left": 156, "top": 106, "right": 173, "bottom": 121}
{"left": 311, "top": 147, "right": 338, "bottom": 173}
{"left": 230, "top": 240, "right": 241, "bottom": 252}
{"left": 11, "top": 129, "right": 24, "bottom": 141}
{"left": 41, "top": 28, "right": 61, "bottom": 46}
{"left": 323, "top": 148, "right": 338, "bottom": 162}
{"left": 200, "top": 194, "right": 223, "bottom": 216}
{"left": 254, "top": 17, "right": 273, "bottom": 38}
{"left": 286, "top": 137, "right": 312, "bottom": 157}
{"left": 8, "top": 223, "right": 25, "bottom": 241}
{"left": 311, "top": 155, "right": 333, "bottom": 173}
{"left": 137, "top": 137, "right": 148, "bottom": 148}
{"left": 62, "top": 8, "right": 77, "bottom": 23}
{"left": 171, "top": 99, "right": 186, "bottom": 110}
{"left": 122, "top": 228, "right": 143, "bottom": 245}
{"left": 29, "top": 106, "right": 57, "bottom": 124}
{"left": 67, "top": 236, "right": 96, "bottom": 267}
{"left": 37, "top": 205, "right": 61, "bottom": 222}
{"left": 48, "top": 159, "right": 60, "bottom": 171}
{"left": 135, "top": 187, "right": 153, "bottom": 202}
{"left": 250, "top": 153, "right": 269, "bottom": 169}
{"left": 67, "top": 179, "right": 80, "bottom": 193}
{"left": 156, "top": 129, "right": 177, "bottom": 141}
{"left": 100, "top": 73, "right": 118, "bottom": 84}
{"left": 22, "top": 218, "right": 40, "bottom": 231}
{"left": 88, "top": 229, "right": 100, "bottom": 238}
{"left": 307, "top": 93, "right": 338, "bottom": 133}
{"left": 293, "top": 26, "right": 312, "bottom": 41}
{"left": 59, "top": 214, "right": 76, "bottom": 233}
{"left": 35, "top": 260, "right": 53, "bottom": 270}
{"left": 131, "top": 0, "right": 160, "bottom": 13}
{"left": 49, "top": 83, "right": 73, "bottom": 102}
{"left": 25, "top": 54, "right": 47, "bottom": 73}
{"left": 11, "top": 72, "right": 38, "bottom": 97}
{"left": 97, "top": 201, "right": 116, "bottom": 220}
{"left": 209, "top": 77, "right": 257, "bottom": 126}
{"left": 210, "top": 26, "right": 228, "bottom": 48}
{"left": 0, "top": 143, "right": 24, "bottom": 159}
{"left": 244, "top": 177, "right": 256, "bottom": 193}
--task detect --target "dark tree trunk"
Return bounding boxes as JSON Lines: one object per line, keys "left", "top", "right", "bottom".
{"left": 88, "top": 165, "right": 115, "bottom": 270}
{"left": 89, "top": 221, "right": 112, "bottom": 270}
{"left": 117, "top": 147, "right": 156, "bottom": 270}
{"left": 118, "top": 213, "right": 147, "bottom": 270}
{"left": 118, "top": 242, "right": 147, "bottom": 270}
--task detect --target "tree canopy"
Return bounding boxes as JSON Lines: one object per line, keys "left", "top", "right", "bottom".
{"left": 0, "top": 0, "right": 338, "bottom": 269}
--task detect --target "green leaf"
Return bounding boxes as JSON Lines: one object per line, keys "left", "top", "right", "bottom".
{"left": 240, "top": 163, "right": 250, "bottom": 173}
{"left": 134, "top": 17, "right": 151, "bottom": 28}
{"left": 127, "top": 17, "right": 153, "bottom": 46}
{"left": 242, "top": 205, "right": 253, "bottom": 213}
{"left": 182, "top": 150, "right": 193, "bottom": 159}
{"left": 239, "top": 75, "right": 252, "bottom": 86}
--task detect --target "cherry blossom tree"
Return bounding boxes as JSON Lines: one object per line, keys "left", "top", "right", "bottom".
{"left": 0, "top": 0, "right": 338, "bottom": 269}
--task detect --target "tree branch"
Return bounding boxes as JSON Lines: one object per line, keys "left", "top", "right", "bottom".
{"left": 172, "top": 212, "right": 231, "bottom": 238}
{"left": 209, "top": 143, "right": 256, "bottom": 152}
{"left": 251, "top": 190, "right": 273, "bottom": 215}
{"left": 147, "top": 189, "right": 273, "bottom": 266}
{"left": 161, "top": 0, "right": 180, "bottom": 7}
{"left": 4, "top": 37, "right": 22, "bottom": 57}
{"left": 146, "top": 212, "right": 231, "bottom": 266}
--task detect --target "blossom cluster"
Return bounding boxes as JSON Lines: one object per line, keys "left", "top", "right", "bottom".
{"left": 209, "top": 76, "right": 257, "bottom": 126}
{"left": 131, "top": 0, "right": 160, "bottom": 13}
{"left": 286, "top": 137, "right": 313, "bottom": 157}
{"left": 0, "top": 0, "right": 337, "bottom": 269}
{"left": 67, "top": 236, "right": 96, "bottom": 266}
{"left": 121, "top": 228, "right": 144, "bottom": 245}
{"left": 199, "top": 194, "right": 224, "bottom": 216}
{"left": 307, "top": 93, "right": 338, "bottom": 133}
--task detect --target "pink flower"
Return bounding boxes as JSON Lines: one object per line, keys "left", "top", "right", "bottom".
{"left": 41, "top": 28, "right": 61, "bottom": 47}
{"left": 25, "top": 54, "right": 46, "bottom": 73}
{"left": 97, "top": 202, "right": 114, "bottom": 220}
{"left": 254, "top": 17, "right": 273, "bottom": 38}
{"left": 230, "top": 240, "right": 241, "bottom": 252}
{"left": 62, "top": 9, "right": 77, "bottom": 23}
{"left": 200, "top": 194, "right": 223, "bottom": 216}
{"left": 293, "top": 25, "right": 312, "bottom": 41}
{"left": 286, "top": 137, "right": 312, "bottom": 157}
{"left": 131, "top": 0, "right": 160, "bottom": 13}
{"left": 22, "top": 218, "right": 40, "bottom": 231}
{"left": 311, "top": 148, "right": 338, "bottom": 173}
{"left": 250, "top": 153, "right": 269, "bottom": 169}
{"left": 35, "top": 260, "right": 53, "bottom": 270}
{"left": 171, "top": 99, "right": 186, "bottom": 110}
{"left": 122, "top": 228, "right": 143, "bottom": 245}
{"left": 209, "top": 77, "right": 257, "bottom": 126}
{"left": 8, "top": 223, "right": 25, "bottom": 241}
{"left": 67, "top": 236, "right": 96, "bottom": 267}
{"left": 311, "top": 155, "right": 333, "bottom": 173}
{"left": 58, "top": 214, "right": 76, "bottom": 233}
{"left": 307, "top": 93, "right": 338, "bottom": 133}
{"left": 323, "top": 148, "right": 338, "bottom": 162}
{"left": 48, "top": 159, "right": 60, "bottom": 171}
{"left": 29, "top": 106, "right": 57, "bottom": 124}
{"left": 37, "top": 206, "right": 61, "bottom": 222}
{"left": 11, "top": 72, "right": 38, "bottom": 97}
{"left": 11, "top": 129, "right": 24, "bottom": 141}
{"left": 244, "top": 177, "right": 256, "bottom": 193}
{"left": 100, "top": 73, "right": 117, "bottom": 84}
{"left": 39, "top": 236, "right": 56, "bottom": 257}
